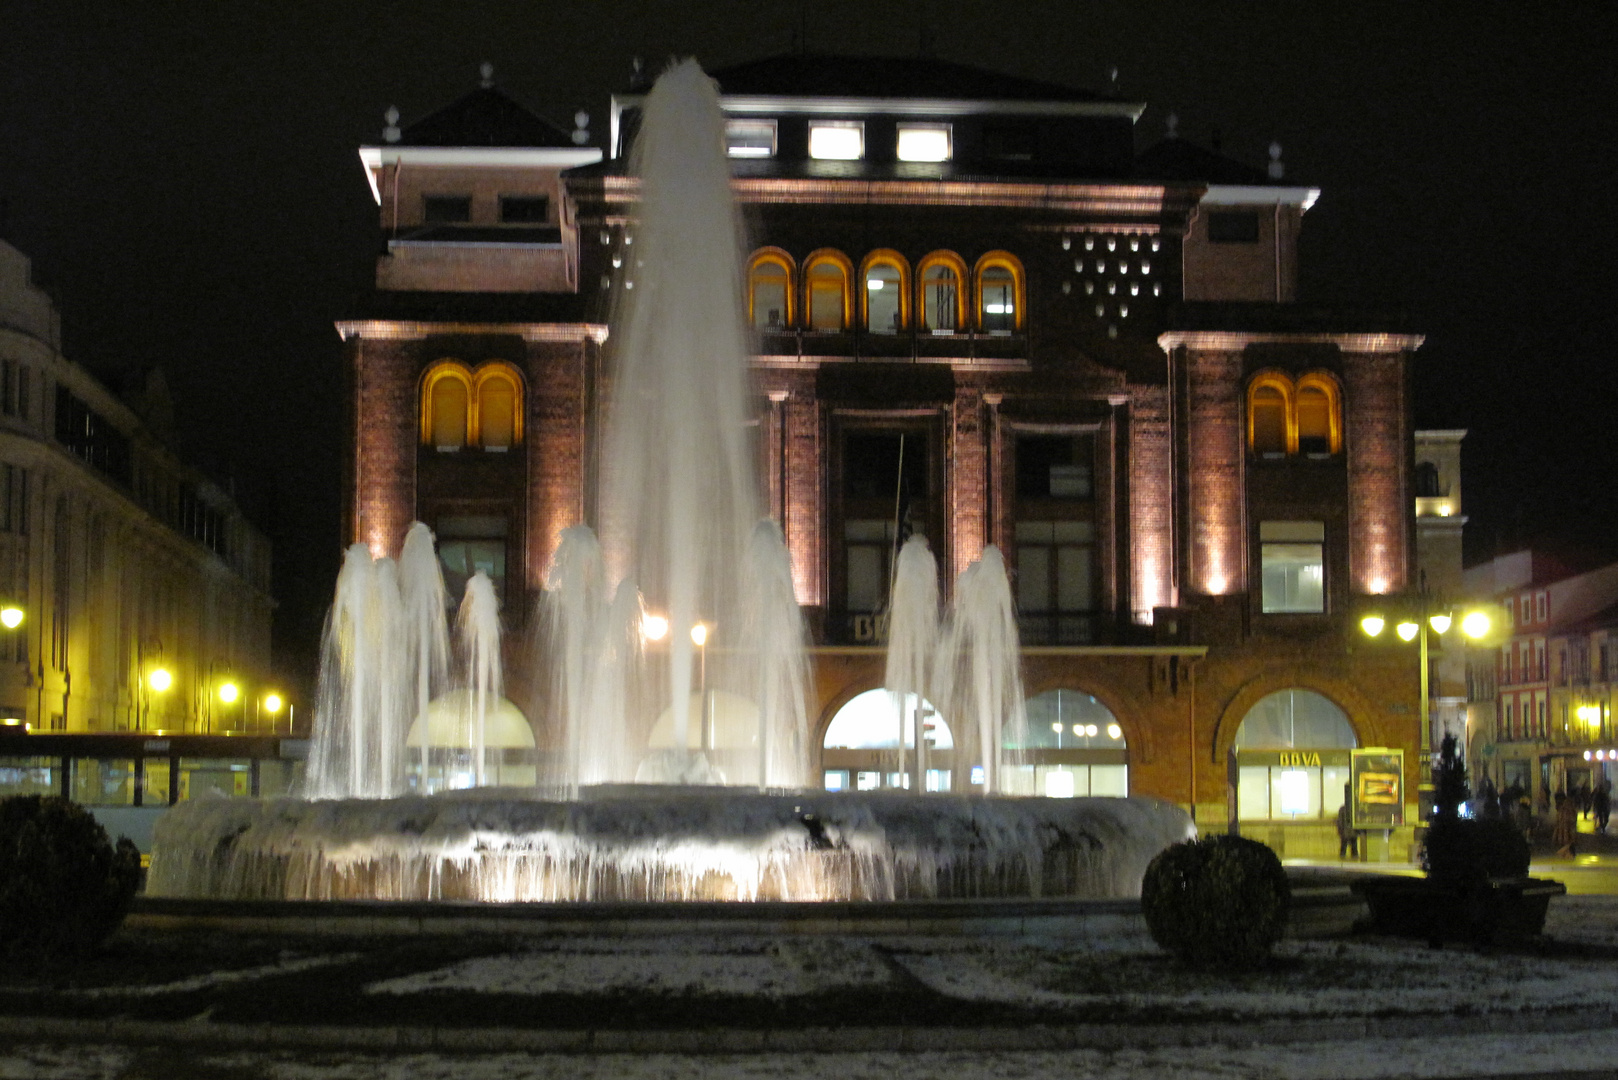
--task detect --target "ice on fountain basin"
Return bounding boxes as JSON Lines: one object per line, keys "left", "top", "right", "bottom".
{"left": 146, "top": 790, "right": 1194, "bottom": 903}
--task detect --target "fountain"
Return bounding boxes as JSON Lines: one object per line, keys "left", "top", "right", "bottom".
{"left": 146, "top": 60, "right": 1192, "bottom": 904}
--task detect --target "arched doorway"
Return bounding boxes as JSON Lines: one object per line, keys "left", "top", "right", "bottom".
{"left": 1231, "top": 689, "right": 1357, "bottom": 824}
{"left": 821, "top": 689, "right": 954, "bottom": 792}
{"left": 1004, "top": 689, "right": 1128, "bottom": 797}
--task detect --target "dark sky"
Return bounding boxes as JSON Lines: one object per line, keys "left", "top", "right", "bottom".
{"left": 2, "top": 2, "right": 1614, "bottom": 683}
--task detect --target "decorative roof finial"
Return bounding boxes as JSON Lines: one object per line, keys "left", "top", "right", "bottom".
{"left": 479, "top": 61, "right": 495, "bottom": 88}
{"left": 383, "top": 106, "right": 401, "bottom": 144}
{"left": 572, "top": 110, "right": 591, "bottom": 146}
{"left": 1268, "top": 141, "right": 1284, "bottom": 180}
{"left": 1166, "top": 112, "right": 1179, "bottom": 139}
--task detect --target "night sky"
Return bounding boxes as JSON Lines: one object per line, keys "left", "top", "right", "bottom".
{"left": 3, "top": 2, "right": 1614, "bottom": 688}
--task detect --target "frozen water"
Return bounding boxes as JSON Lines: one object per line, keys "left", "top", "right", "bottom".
{"left": 146, "top": 789, "right": 1194, "bottom": 902}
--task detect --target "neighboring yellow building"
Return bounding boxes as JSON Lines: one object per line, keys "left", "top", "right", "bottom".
{"left": 0, "top": 240, "right": 273, "bottom": 733}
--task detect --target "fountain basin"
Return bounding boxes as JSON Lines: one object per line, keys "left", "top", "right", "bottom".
{"left": 147, "top": 790, "right": 1193, "bottom": 903}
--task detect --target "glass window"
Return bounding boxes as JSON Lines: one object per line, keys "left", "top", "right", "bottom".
{"left": 423, "top": 195, "right": 472, "bottom": 224}
{"left": 808, "top": 122, "right": 863, "bottom": 160}
{"left": 865, "top": 263, "right": 902, "bottom": 332}
{"left": 979, "top": 265, "right": 1016, "bottom": 332}
{"left": 823, "top": 689, "right": 953, "bottom": 750}
{"left": 920, "top": 262, "right": 959, "bottom": 332}
{"left": 1296, "top": 386, "right": 1331, "bottom": 454}
{"left": 0, "top": 756, "right": 59, "bottom": 797}
{"left": 1260, "top": 521, "right": 1324, "bottom": 614}
{"left": 71, "top": 759, "right": 136, "bottom": 806}
{"left": 806, "top": 259, "right": 847, "bottom": 330}
{"left": 749, "top": 259, "right": 790, "bottom": 330}
{"left": 478, "top": 375, "right": 518, "bottom": 450}
{"left": 178, "top": 758, "right": 252, "bottom": 800}
{"left": 725, "top": 119, "right": 777, "bottom": 158}
{"left": 437, "top": 514, "right": 509, "bottom": 603}
{"left": 896, "top": 124, "right": 951, "bottom": 162}
{"left": 430, "top": 377, "right": 469, "bottom": 450}
{"left": 143, "top": 759, "right": 171, "bottom": 806}
{"left": 1233, "top": 689, "right": 1356, "bottom": 750}
{"left": 498, "top": 195, "right": 549, "bottom": 223}
{"left": 1250, "top": 384, "right": 1287, "bottom": 455}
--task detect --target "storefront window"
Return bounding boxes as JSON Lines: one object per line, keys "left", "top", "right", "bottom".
{"left": 1233, "top": 689, "right": 1356, "bottom": 822}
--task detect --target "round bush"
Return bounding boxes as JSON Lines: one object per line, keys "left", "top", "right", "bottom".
{"left": 0, "top": 795, "right": 142, "bottom": 963}
{"left": 1423, "top": 816, "right": 1530, "bottom": 886}
{"left": 1141, "top": 834, "right": 1290, "bottom": 970}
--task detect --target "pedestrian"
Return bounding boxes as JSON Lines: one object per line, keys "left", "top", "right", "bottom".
{"left": 1336, "top": 784, "right": 1359, "bottom": 860}
{"left": 1553, "top": 791, "right": 1578, "bottom": 858}
{"left": 1594, "top": 784, "right": 1611, "bottom": 834}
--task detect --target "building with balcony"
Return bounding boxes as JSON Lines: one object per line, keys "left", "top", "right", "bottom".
{"left": 344, "top": 56, "right": 1427, "bottom": 856}
{"left": 1464, "top": 550, "right": 1618, "bottom": 802}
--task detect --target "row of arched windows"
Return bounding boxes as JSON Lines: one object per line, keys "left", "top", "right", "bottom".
{"left": 420, "top": 361, "right": 525, "bottom": 451}
{"left": 748, "top": 248, "right": 1026, "bottom": 335}
{"left": 1247, "top": 371, "right": 1342, "bottom": 456}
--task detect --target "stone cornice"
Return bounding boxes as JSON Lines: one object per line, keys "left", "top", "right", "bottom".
{"left": 335, "top": 320, "right": 608, "bottom": 344}
{"left": 1157, "top": 330, "right": 1425, "bottom": 353}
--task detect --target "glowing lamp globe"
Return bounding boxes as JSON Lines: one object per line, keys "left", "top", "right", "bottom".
{"left": 148, "top": 668, "right": 173, "bottom": 692}
{"left": 1396, "top": 621, "right": 1419, "bottom": 642}
{"left": 0, "top": 607, "right": 22, "bottom": 630}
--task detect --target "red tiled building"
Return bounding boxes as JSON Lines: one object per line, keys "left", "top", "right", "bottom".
{"left": 342, "top": 57, "right": 1426, "bottom": 856}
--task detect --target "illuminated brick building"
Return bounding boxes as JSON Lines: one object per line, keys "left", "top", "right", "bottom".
{"left": 343, "top": 57, "right": 1426, "bottom": 855}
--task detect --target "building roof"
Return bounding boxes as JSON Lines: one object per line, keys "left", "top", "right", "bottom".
{"left": 707, "top": 53, "right": 1117, "bottom": 104}
{"left": 1134, "top": 138, "right": 1276, "bottom": 185}
{"left": 399, "top": 86, "right": 574, "bottom": 148}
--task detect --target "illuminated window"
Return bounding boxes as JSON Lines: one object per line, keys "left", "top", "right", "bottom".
{"left": 725, "top": 119, "right": 777, "bottom": 158}
{"left": 808, "top": 121, "right": 863, "bottom": 160}
{"left": 974, "top": 252, "right": 1025, "bottom": 333}
{"left": 896, "top": 124, "right": 951, "bottom": 162}
{"left": 1004, "top": 689, "right": 1127, "bottom": 798}
{"left": 747, "top": 249, "right": 794, "bottom": 330}
{"left": 917, "top": 253, "right": 965, "bottom": 332}
{"left": 472, "top": 364, "right": 523, "bottom": 450}
{"left": 1247, "top": 372, "right": 1340, "bottom": 456}
{"left": 422, "top": 362, "right": 473, "bottom": 450}
{"left": 1232, "top": 689, "right": 1357, "bottom": 823}
{"left": 1259, "top": 520, "right": 1324, "bottom": 614}
{"left": 803, "top": 250, "right": 852, "bottom": 331}
{"left": 1249, "top": 383, "right": 1288, "bottom": 455}
{"left": 860, "top": 251, "right": 910, "bottom": 333}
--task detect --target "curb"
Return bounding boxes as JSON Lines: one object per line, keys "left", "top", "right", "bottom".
{"left": 3, "top": 1006, "right": 1614, "bottom": 1056}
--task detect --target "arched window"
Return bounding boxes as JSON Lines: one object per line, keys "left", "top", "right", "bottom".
{"left": 917, "top": 251, "right": 966, "bottom": 332}
{"left": 747, "top": 249, "right": 794, "bottom": 330}
{"left": 471, "top": 364, "right": 524, "bottom": 450}
{"left": 1295, "top": 372, "right": 1341, "bottom": 455}
{"left": 1232, "top": 689, "right": 1358, "bottom": 822}
{"left": 1004, "top": 689, "right": 1128, "bottom": 798}
{"left": 821, "top": 688, "right": 953, "bottom": 792}
{"left": 1249, "top": 380, "right": 1287, "bottom": 456}
{"left": 803, "top": 249, "right": 853, "bottom": 331}
{"left": 860, "top": 250, "right": 910, "bottom": 334}
{"left": 1247, "top": 372, "right": 1341, "bottom": 457}
{"left": 421, "top": 362, "right": 473, "bottom": 450}
{"left": 973, "top": 251, "right": 1025, "bottom": 332}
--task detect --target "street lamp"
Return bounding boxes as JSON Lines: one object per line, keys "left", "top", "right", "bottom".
{"left": 1360, "top": 599, "right": 1501, "bottom": 756}
{"left": 138, "top": 638, "right": 171, "bottom": 732}
{"left": 0, "top": 604, "right": 23, "bottom": 630}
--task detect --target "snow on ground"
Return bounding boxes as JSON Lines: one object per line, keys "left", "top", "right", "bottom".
{"left": 8, "top": 1030, "right": 1618, "bottom": 1080}
{"left": 366, "top": 936, "right": 892, "bottom": 999}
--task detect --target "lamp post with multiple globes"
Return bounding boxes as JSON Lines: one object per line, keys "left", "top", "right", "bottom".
{"left": 1359, "top": 598, "right": 1502, "bottom": 765}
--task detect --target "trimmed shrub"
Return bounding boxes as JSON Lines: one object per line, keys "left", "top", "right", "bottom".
{"left": 0, "top": 795, "right": 142, "bottom": 963}
{"left": 1423, "top": 816, "right": 1531, "bottom": 887}
{"left": 1141, "top": 834, "right": 1290, "bottom": 970}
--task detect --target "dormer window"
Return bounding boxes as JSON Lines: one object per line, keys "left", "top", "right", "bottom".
{"left": 896, "top": 124, "right": 951, "bottom": 162}
{"left": 423, "top": 195, "right": 472, "bottom": 224}
{"left": 808, "top": 121, "right": 863, "bottom": 161}
{"left": 725, "top": 119, "right": 777, "bottom": 158}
